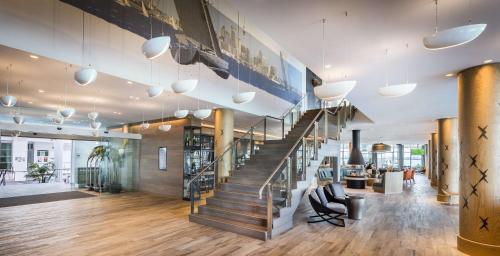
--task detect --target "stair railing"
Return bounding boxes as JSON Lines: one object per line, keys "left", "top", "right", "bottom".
{"left": 257, "top": 98, "right": 350, "bottom": 236}
{"left": 187, "top": 94, "right": 309, "bottom": 214}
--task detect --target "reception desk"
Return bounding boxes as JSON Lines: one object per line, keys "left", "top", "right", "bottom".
{"left": 373, "top": 171, "right": 403, "bottom": 194}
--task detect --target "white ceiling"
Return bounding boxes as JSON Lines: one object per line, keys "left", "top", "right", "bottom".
{"left": 0, "top": 45, "right": 262, "bottom": 130}
{"left": 231, "top": 0, "right": 500, "bottom": 141}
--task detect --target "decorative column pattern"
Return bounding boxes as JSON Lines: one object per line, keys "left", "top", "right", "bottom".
{"left": 457, "top": 63, "right": 500, "bottom": 255}
{"left": 214, "top": 108, "right": 234, "bottom": 183}
{"left": 436, "top": 118, "right": 459, "bottom": 203}
{"left": 396, "top": 144, "right": 404, "bottom": 170}
{"left": 431, "top": 133, "right": 439, "bottom": 186}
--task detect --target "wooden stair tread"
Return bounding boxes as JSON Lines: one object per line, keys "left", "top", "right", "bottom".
{"left": 200, "top": 205, "right": 267, "bottom": 219}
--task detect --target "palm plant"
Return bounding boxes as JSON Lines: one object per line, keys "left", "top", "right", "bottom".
{"left": 26, "top": 162, "right": 55, "bottom": 183}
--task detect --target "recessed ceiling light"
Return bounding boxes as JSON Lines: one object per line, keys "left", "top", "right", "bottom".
{"left": 445, "top": 73, "right": 454, "bottom": 77}
{"left": 325, "top": 64, "right": 332, "bottom": 69}
{"left": 483, "top": 59, "right": 493, "bottom": 64}
{"left": 127, "top": 81, "right": 133, "bottom": 85}
{"left": 29, "top": 55, "right": 39, "bottom": 59}
{"left": 38, "top": 89, "right": 45, "bottom": 93}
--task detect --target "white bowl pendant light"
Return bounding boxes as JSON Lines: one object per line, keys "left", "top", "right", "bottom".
{"left": 158, "top": 103, "right": 171, "bottom": 132}
{"left": 423, "top": 0, "right": 486, "bottom": 50}
{"left": 194, "top": 109, "right": 212, "bottom": 120}
{"left": 61, "top": 65, "right": 76, "bottom": 118}
{"left": 74, "top": 12, "right": 97, "bottom": 86}
{"left": 232, "top": 12, "right": 255, "bottom": 104}
{"left": 147, "top": 85, "right": 164, "bottom": 98}
{"left": 13, "top": 115, "right": 25, "bottom": 125}
{"left": 314, "top": 80, "right": 356, "bottom": 100}
{"left": 171, "top": 42, "right": 198, "bottom": 94}
{"left": 52, "top": 115, "right": 64, "bottom": 125}
{"left": 90, "top": 120, "right": 102, "bottom": 129}
{"left": 171, "top": 79, "right": 198, "bottom": 94}
{"left": 140, "top": 122, "right": 150, "bottom": 129}
{"left": 313, "top": 17, "right": 356, "bottom": 101}
{"left": 378, "top": 46, "right": 417, "bottom": 97}
{"left": 1, "top": 65, "right": 17, "bottom": 107}
{"left": 141, "top": 1, "right": 170, "bottom": 59}
{"left": 174, "top": 109, "right": 189, "bottom": 119}
{"left": 88, "top": 111, "right": 99, "bottom": 120}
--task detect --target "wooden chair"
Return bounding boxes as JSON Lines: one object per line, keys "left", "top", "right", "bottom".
{"left": 403, "top": 169, "right": 413, "bottom": 184}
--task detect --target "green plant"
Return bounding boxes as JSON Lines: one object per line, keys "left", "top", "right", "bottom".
{"left": 26, "top": 162, "right": 55, "bottom": 183}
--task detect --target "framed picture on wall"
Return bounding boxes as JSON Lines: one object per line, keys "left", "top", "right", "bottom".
{"left": 159, "top": 147, "right": 167, "bottom": 171}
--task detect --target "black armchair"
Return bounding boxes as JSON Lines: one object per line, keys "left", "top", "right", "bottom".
{"left": 308, "top": 186, "right": 346, "bottom": 227}
{"left": 325, "top": 182, "right": 347, "bottom": 206}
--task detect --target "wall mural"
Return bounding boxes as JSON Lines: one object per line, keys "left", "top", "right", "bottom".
{"left": 61, "top": 0, "right": 303, "bottom": 104}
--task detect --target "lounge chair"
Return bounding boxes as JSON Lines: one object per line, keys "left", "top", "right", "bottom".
{"left": 308, "top": 186, "right": 346, "bottom": 227}
{"left": 324, "top": 182, "right": 347, "bottom": 206}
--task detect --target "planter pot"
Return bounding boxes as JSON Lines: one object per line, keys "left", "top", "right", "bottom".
{"left": 109, "top": 183, "right": 122, "bottom": 194}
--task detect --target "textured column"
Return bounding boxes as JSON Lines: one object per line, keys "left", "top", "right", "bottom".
{"left": 431, "top": 133, "right": 439, "bottom": 186}
{"left": 436, "top": 118, "right": 459, "bottom": 203}
{"left": 396, "top": 144, "right": 404, "bottom": 170}
{"left": 428, "top": 139, "right": 432, "bottom": 179}
{"left": 457, "top": 63, "right": 500, "bottom": 255}
{"left": 214, "top": 108, "right": 234, "bottom": 183}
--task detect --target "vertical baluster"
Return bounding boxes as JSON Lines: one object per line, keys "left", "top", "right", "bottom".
{"left": 286, "top": 157, "right": 292, "bottom": 207}
{"left": 324, "top": 110, "right": 328, "bottom": 144}
{"left": 263, "top": 117, "right": 267, "bottom": 141}
{"left": 250, "top": 127, "right": 255, "bottom": 155}
{"left": 302, "top": 137, "right": 307, "bottom": 180}
{"left": 313, "top": 121, "right": 318, "bottom": 160}
{"left": 190, "top": 180, "right": 194, "bottom": 214}
{"left": 281, "top": 118, "right": 285, "bottom": 139}
{"left": 266, "top": 183, "right": 273, "bottom": 237}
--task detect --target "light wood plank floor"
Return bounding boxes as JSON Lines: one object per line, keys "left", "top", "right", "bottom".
{"left": 0, "top": 174, "right": 464, "bottom": 256}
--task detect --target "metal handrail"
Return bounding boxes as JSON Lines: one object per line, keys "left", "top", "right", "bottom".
{"left": 187, "top": 118, "right": 266, "bottom": 186}
{"left": 257, "top": 98, "right": 349, "bottom": 199}
{"left": 187, "top": 94, "right": 309, "bottom": 186}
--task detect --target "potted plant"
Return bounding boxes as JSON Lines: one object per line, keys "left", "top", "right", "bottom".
{"left": 26, "top": 162, "right": 55, "bottom": 183}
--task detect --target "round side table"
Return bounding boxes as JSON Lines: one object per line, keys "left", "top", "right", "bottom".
{"left": 346, "top": 195, "right": 366, "bottom": 220}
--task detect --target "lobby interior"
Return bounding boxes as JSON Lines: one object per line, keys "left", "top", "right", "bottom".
{"left": 0, "top": 0, "right": 498, "bottom": 255}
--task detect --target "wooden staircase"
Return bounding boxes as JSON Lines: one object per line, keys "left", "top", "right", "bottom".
{"left": 189, "top": 109, "right": 322, "bottom": 240}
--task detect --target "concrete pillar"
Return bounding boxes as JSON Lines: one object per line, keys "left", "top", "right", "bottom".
{"left": 457, "top": 63, "right": 500, "bottom": 255}
{"left": 214, "top": 108, "right": 234, "bottom": 183}
{"left": 431, "top": 133, "right": 439, "bottom": 186}
{"left": 436, "top": 118, "right": 459, "bottom": 204}
{"left": 428, "top": 139, "right": 432, "bottom": 179}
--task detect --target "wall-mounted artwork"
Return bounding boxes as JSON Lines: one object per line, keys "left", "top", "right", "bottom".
{"left": 61, "top": 0, "right": 303, "bottom": 104}
{"left": 158, "top": 147, "right": 167, "bottom": 170}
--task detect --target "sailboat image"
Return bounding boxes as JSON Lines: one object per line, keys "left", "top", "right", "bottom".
{"left": 172, "top": 0, "right": 229, "bottom": 79}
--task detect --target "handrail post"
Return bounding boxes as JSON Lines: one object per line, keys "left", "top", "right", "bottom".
{"left": 286, "top": 157, "right": 292, "bottom": 207}
{"left": 324, "top": 110, "right": 328, "bottom": 144}
{"left": 281, "top": 119, "right": 285, "bottom": 139}
{"left": 313, "top": 121, "right": 318, "bottom": 160}
{"left": 302, "top": 137, "right": 307, "bottom": 180}
{"left": 266, "top": 183, "right": 273, "bottom": 237}
{"left": 250, "top": 127, "right": 255, "bottom": 155}
{"left": 263, "top": 117, "right": 267, "bottom": 141}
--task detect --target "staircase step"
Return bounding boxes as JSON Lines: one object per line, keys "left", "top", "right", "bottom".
{"left": 189, "top": 214, "right": 268, "bottom": 240}
{"left": 221, "top": 182, "right": 262, "bottom": 194}
{"left": 214, "top": 190, "right": 266, "bottom": 205}
{"left": 198, "top": 205, "right": 268, "bottom": 226}
{"left": 227, "top": 176, "right": 267, "bottom": 186}
{"left": 206, "top": 197, "right": 268, "bottom": 215}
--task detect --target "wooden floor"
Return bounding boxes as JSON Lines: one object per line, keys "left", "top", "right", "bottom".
{"left": 0, "top": 174, "right": 465, "bottom": 256}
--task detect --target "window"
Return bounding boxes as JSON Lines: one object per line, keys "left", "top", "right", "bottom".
{"left": 0, "top": 143, "right": 12, "bottom": 170}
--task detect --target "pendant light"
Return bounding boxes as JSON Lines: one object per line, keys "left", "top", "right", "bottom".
{"left": 141, "top": 0, "right": 170, "bottom": 59}
{"left": 372, "top": 143, "right": 392, "bottom": 153}
{"left": 313, "top": 17, "right": 355, "bottom": 100}
{"left": 378, "top": 46, "right": 417, "bottom": 97}
{"left": 232, "top": 12, "right": 255, "bottom": 104}
{"left": 140, "top": 111, "right": 150, "bottom": 129}
{"left": 13, "top": 80, "right": 24, "bottom": 124}
{"left": 171, "top": 42, "right": 198, "bottom": 93}
{"left": 74, "top": 11, "right": 98, "bottom": 86}
{"left": 88, "top": 96, "right": 99, "bottom": 120}
{"left": 52, "top": 115, "right": 64, "bottom": 125}
{"left": 60, "top": 65, "right": 76, "bottom": 118}
{"left": 423, "top": 0, "right": 486, "bottom": 50}
{"left": 146, "top": 60, "right": 164, "bottom": 98}
{"left": 1, "top": 64, "right": 17, "bottom": 107}
{"left": 158, "top": 102, "right": 171, "bottom": 132}
{"left": 193, "top": 54, "right": 211, "bottom": 120}
{"left": 90, "top": 121, "right": 102, "bottom": 129}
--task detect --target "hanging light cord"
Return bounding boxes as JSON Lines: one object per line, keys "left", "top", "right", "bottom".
{"left": 321, "top": 18, "right": 326, "bottom": 76}
{"left": 64, "top": 65, "right": 68, "bottom": 107}
{"left": 405, "top": 43, "right": 409, "bottom": 84}
{"left": 236, "top": 11, "right": 240, "bottom": 94}
{"left": 434, "top": 0, "right": 439, "bottom": 33}
{"left": 82, "top": 12, "right": 85, "bottom": 66}
{"left": 385, "top": 48, "right": 389, "bottom": 87}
